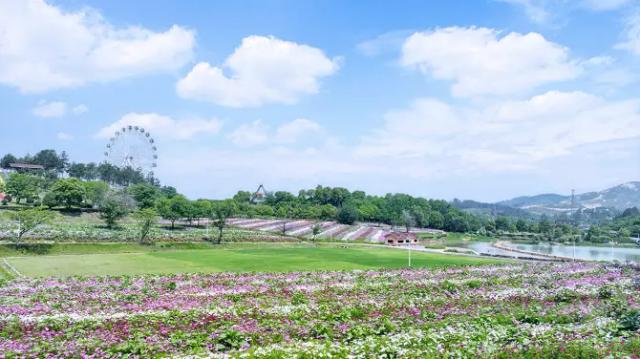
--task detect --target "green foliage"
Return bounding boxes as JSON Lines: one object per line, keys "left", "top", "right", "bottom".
{"left": 2, "top": 208, "right": 58, "bottom": 243}
{"left": 210, "top": 200, "right": 237, "bottom": 244}
{"left": 5, "top": 173, "right": 41, "bottom": 204}
{"left": 337, "top": 206, "right": 359, "bottom": 225}
{"left": 127, "top": 183, "right": 159, "bottom": 209}
{"left": 83, "top": 181, "right": 109, "bottom": 207}
{"left": 49, "top": 178, "right": 86, "bottom": 208}
{"left": 619, "top": 309, "right": 640, "bottom": 331}
{"left": 156, "top": 195, "right": 190, "bottom": 229}
{"left": 311, "top": 223, "right": 322, "bottom": 240}
{"left": 99, "top": 191, "right": 135, "bottom": 229}
{"left": 132, "top": 208, "right": 158, "bottom": 245}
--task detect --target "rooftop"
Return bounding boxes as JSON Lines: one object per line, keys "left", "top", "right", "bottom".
{"left": 8, "top": 163, "right": 45, "bottom": 170}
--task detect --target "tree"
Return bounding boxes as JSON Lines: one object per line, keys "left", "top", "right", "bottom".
{"left": 495, "top": 216, "right": 510, "bottom": 231}
{"left": 99, "top": 191, "right": 135, "bottom": 229}
{"left": 429, "top": 211, "right": 445, "bottom": 229}
{"left": 42, "top": 191, "right": 58, "bottom": 209}
{"left": 193, "top": 199, "right": 213, "bottom": 226}
{"left": 312, "top": 223, "right": 322, "bottom": 241}
{"left": 538, "top": 218, "right": 552, "bottom": 234}
{"left": 128, "top": 183, "right": 159, "bottom": 209}
{"left": 337, "top": 206, "right": 358, "bottom": 225}
{"left": 133, "top": 208, "right": 158, "bottom": 245}
{"left": 402, "top": 210, "right": 415, "bottom": 232}
{"left": 33, "top": 149, "right": 67, "bottom": 173}
{"left": 233, "top": 191, "right": 252, "bottom": 203}
{"left": 0, "top": 154, "right": 17, "bottom": 169}
{"left": 319, "top": 204, "right": 337, "bottom": 220}
{"left": 210, "top": 200, "right": 236, "bottom": 244}
{"left": 83, "top": 181, "right": 109, "bottom": 208}
{"left": 5, "top": 173, "right": 41, "bottom": 204}
{"left": 255, "top": 204, "right": 274, "bottom": 217}
{"left": 2, "top": 209, "right": 58, "bottom": 244}
{"left": 49, "top": 178, "right": 85, "bottom": 209}
{"left": 156, "top": 195, "right": 189, "bottom": 229}
{"left": 160, "top": 186, "right": 178, "bottom": 198}
{"left": 0, "top": 175, "right": 5, "bottom": 193}
{"left": 67, "top": 163, "right": 87, "bottom": 179}
{"left": 515, "top": 219, "right": 528, "bottom": 232}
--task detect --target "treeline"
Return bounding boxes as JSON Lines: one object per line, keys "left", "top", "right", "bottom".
{"left": 229, "top": 186, "right": 484, "bottom": 232}
{"left": 1, "top": 150, "right": 151, "bottom": 187}
{"left": 585, "top": 207, "right": 640, "bottom": 242}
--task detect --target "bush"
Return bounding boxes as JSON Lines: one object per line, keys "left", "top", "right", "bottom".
{"left": 619, "top": 309, "right": 640, "bottom": 331}
{"left": 337, "top": 206, "right": 358, "bottom": 225}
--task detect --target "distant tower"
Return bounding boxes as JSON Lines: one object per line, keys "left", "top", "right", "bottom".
{"left": 250, "top": 184, "right": 268, "bottom": 204}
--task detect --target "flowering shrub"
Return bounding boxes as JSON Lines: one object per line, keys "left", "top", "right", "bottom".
{"left": 0, "top": 262, "right": 639, "bottom": 357}
{"left": 0, "top": 221, "right": 294, "bottom": 243}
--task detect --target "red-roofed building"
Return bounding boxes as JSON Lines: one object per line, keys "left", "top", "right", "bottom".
{"left": 384, "top": 232, "right": 417, "bottom": 246}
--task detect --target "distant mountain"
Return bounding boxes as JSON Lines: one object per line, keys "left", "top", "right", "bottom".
{"left": 451, "top": 199, "right": 537, "bottom": 220}
{"left": 498, "top": 181, "right": 640, "bottom": 215}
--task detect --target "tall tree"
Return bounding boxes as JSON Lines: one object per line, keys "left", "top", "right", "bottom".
{"left": 0, "top": 154, "right": 17, "bottom": 169}
{"left": 133, "top": 208, "right": 158, "bottom": 245}
{"left": 128, "top": 183, "right": 159, "bottom": 209}
{"left": 99, "top": 190, "right": 135, "bottom": 229}
{"left": 49, "top": 178, "right": 86, "bottom": 209}
{"left": 83, "top": 181, "right": 109, "bottom": 208}
{"left": 2, "top": 209, "right": 58, "bottom": 244}
{"left": 209, "top": 200, "right": 236, "bottom": 244}
{"left": 156, "top": 195, "right": 190, "bottom": 229}
{"left": 5, "top": 173, "right": 41, "bottom": 204}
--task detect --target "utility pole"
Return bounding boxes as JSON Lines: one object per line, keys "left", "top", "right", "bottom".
{"left": 571, "top": 189, "right": 576, "bottom": 262}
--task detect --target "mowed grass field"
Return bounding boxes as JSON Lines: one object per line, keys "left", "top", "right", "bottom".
{"left": 5, "top": 245, "right": 504, "bottom": 277}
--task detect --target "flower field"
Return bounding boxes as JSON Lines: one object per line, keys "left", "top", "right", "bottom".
{"left": 227, "top": 218, "right": 443, "bottom": 242}
{"left": 0, "top": 219, "right": 292, "bottom": 243}
{"left": 1, "top": 262, "right": 640, "bottom": 357}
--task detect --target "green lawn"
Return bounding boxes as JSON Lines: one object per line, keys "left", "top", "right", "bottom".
{"left": 6, "top": 246, "right": 504, "bottom": 277}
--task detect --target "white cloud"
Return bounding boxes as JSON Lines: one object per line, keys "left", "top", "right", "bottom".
{"left": 401, "top": 27, "right": 580, "bottom": 98}
{"left": 275, "top": 118, "right": 322, "bottom": 144}
{"left": 32, "top": 100, "right": 89, "bottom": 118}
{"left": 227, "top": 120, "right": 269, "bottom": 147}
{"left": 57, "top": 132, "right": 73, "bottom": 140}
{"left": 356, "top": 91, "right": 640, "bottom": 171}
{"left": 72, "top": 104, "right": 89, "bottom": 115}
{"left": 176, "top": 35, "right": 339, "bottom": 107}
{"left": 32, "top": 100, "right": 67, "bottom": 118}
{"left": 97, "top": 113, "right": 222, "bottom": 140}
{"left": 500, "top": 0, "right": 631, "bottom": 24}
{"left": 227, "top": 118, "right": 324, "bottom": 147}
{"left": 581, "top": 0, "right": 632, "bottom": 11}
{"left": 616, "top": 11, "right": 640, "bottom": 55}
{"left": 499, "top": 0, "right": 550, "bottom": 24}
{"left": 357, "top": 30, "right": 413, "bottom": 57}
{"left": 0, "top": 0, "right": 195, "bottom": 93}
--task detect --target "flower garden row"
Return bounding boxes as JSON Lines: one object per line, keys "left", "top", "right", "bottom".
{"left": 1, "top": 262, "right": 639, "bottom": 357}
{"left": 227, "top": 218, "right": 443, "bottom": 242}
{"left": 0, "top": 221, "right": 291, "bottom": 243}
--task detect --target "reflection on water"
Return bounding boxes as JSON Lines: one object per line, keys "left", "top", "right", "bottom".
{"left": 462, "top": 242, "right": 551, "bottom": 260}
{"left": 505, "top": 242, "right": 640, "bottom": 263}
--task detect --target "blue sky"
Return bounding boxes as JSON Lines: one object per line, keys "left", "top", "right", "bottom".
{"left": 1, "top": 0, "right": 639, "bottom": 201}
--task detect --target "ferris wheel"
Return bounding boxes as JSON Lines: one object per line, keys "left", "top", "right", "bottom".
{"left": 104, "top": 125, "right": 158, "bottom": 177}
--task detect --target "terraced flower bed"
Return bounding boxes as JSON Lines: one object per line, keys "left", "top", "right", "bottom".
{"left": 1, "top": 262, "right": 639, "bottom": 357}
